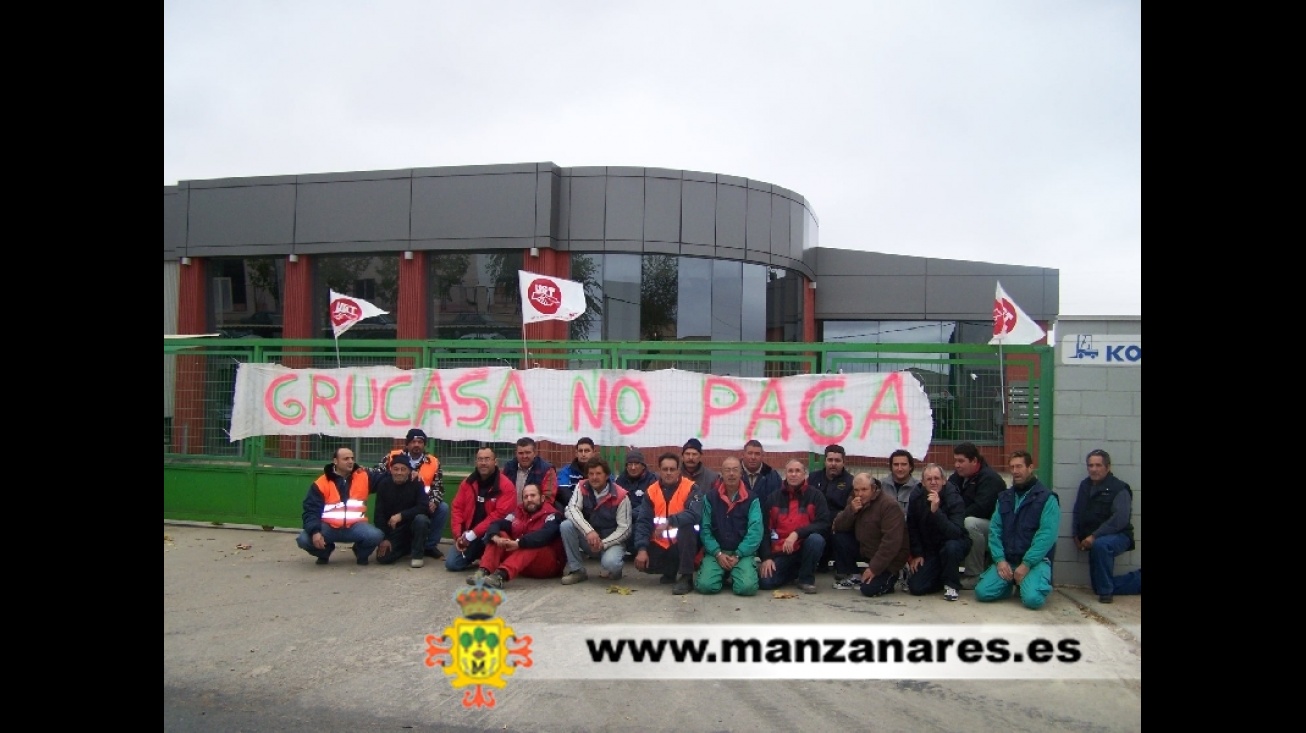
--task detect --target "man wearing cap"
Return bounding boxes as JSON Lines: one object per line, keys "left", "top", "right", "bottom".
{"left": 696, "top": 457, "right": 763, "bottom": 596}
{"left": 741, "top": 439, "right": 781, "bottom": 504}
{"left": 614, "top": 449, "right": 655, "bottom": 557}
{"left": 560, "top": 457, "right": 632, "bottom": 584}
{"left": 378, "top": 428, "right": 449, "bottom": 559}
{"left": 758, "top": 459, "right": 831, "bottom": 594}
{"left": 502, "top": 437, "right": 560, "bottom": 508}
{"left": 680, "top": 438, "right": 720, "bottom": 495}
{"left": 295, "top": 446, "right": 386, "bottom": 566}
{"left": 634, "top": 452, "right": 704, "bottom": 595}
{"left": 446, "top": 446, "right": 518, "bottom": 572}
{"left": 373, "top": 457, "right": 441, "bottom": 567}
{"left": 381, "top": 428, "right": 443, "bottom": 494}
{"left": 555, "top": 437, "right": 596, "bottom": 509}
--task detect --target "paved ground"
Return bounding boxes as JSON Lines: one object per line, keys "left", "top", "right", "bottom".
{"left": 164, "top": 522, "right": 1141, "bottom": 732}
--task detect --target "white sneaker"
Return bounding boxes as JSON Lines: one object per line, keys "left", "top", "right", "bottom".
{"left": 944, "top": 585, "right": 960, "bottom": 602}
{"left": 410, "top": 556, "right": 425, "bottom": 568}
{"left": 833, "top": 577, "right": 862, "bottom": 590}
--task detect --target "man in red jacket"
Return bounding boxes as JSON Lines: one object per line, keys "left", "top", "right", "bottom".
{"left": 446, "top": 446, "right": 518, "bottom": 572}
{"left": 467, "top": 483, "right": 566, "bottom": 588}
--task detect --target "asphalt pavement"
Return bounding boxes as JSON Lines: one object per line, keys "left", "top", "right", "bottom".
{"left": 164, "top": 522, "right": 1141, "bottom": 732}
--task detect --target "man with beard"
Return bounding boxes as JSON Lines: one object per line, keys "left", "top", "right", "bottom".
{"left": 560, "top": 457, "right": 632, "bottom": 584}
{"left": 634, "top": 453, "right": 704, "bottom": 595}
{"left": 975, "top": 451, "right": 1059, "bottom": 610}
{"left": 295, "top": 446, "right": 386, "bottom": 565}
{"left": 502, "top": 437, "right": 559, "bottom": 507}
{"left": 680, "top": 438, "right": 719, "bottom": 495}
{"left": 740, "top": 439, "right": 781, "bottom": 504}
{"left": 759, "top": 459, "right": 831, "bottom": 595}
{"left": 905, "top": 463, "right": 970, "bottom": 601}
{"left": 374, "top": 458, "right": 442, "bottom": 568}
{"left": 445, "top": 446, "right": 518, "bottom": 572}
{"left": 467, "top": 483, "right": 565, "bottom": 588}
{"left": 808, "top": 444, "right": 854, "bottom": 576}
{"left": 555, "top": 437, "right": 596, "bottom": 509}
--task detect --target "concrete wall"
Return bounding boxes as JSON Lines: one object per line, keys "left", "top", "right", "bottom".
{"left": 1051, "top": 316, "right": 1141, "bottom": 586}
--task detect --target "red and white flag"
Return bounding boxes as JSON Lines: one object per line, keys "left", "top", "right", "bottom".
{"left": 519, "top": 270, "right": 587, "bottom": 324}
{"left": 329, "top": 289, "right": 389, "bottom": 338}
{"left": 989, "top": 281, "right": 1046, "bottom": 345}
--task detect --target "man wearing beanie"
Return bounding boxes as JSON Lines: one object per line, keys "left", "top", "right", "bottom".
{"left": 615, "top": 449, "right": 656, "bottom": 557}
{"left": 680, "top": 438, "right": 720, "bottom": 495}
{"left": 378, "top": 427, "right": 447, "bottom": 560}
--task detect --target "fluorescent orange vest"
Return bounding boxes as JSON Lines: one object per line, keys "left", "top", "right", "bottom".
{"left": 315, "top": 470, "right": 370, "bottom": 528}
{"left": 387, "top": 449, "right": 440, "bottom": 487}
{"left": 646, "top": 477, "right": 697, "bottom": 549}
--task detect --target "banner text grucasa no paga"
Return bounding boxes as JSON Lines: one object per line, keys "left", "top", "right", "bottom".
{"left": 231, "top": 365, "right": 934, "bottom": 457}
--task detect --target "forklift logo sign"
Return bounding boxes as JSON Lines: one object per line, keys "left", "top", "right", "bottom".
{"left": 1061, "top": 334, "right": 1142, "bottom": 366}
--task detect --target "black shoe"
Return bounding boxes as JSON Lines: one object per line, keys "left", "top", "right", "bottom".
{"left": 672, "top": 575, "right": 692, "bottom": 595}
{"left": 425, "top": 547, "right": 444, "bottom": 560}
{"left": 660, "top": 574, "right": 676, "bottom": 585}
{"left": 1098, "top": 594, "right": 1113, "bottom": 604}
{"left": 356, "top": 556, "right": 370, "bottom": 566}
{"left": 315, "top": 556, "right": 329, "bottom": 565}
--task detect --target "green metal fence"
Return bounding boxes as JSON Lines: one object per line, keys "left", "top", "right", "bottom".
{"left": 164, "top": 337, "right": 1052, "bottom": 528}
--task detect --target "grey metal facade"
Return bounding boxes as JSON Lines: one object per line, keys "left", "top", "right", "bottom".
{"left": 163, "top": 162, "right": 1058, "bottom": 322}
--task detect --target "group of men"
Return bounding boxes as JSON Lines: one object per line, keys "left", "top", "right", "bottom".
{"left": 296, "top": 434, "right": 1141, "bottom": 607}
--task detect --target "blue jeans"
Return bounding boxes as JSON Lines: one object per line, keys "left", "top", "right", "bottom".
{"left": 1089, "top": 533, "right": 1142, "bottom": 596}
{"left": 560, "top": 519, "right": 626, "bottom": 578}
{"left": 445, "top": 535, "right": 488, "bottom": 571}
{"left": 296, "top": 522, "right": 385, "bottom": 562}
{"left": 759, "top": 533, "right": 826, "bottom": 588}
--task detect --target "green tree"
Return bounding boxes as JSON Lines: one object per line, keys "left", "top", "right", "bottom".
{"left": 640, "top": 255, "right": 677, "bottom": 341}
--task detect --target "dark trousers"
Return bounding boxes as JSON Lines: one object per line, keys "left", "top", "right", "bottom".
{"left": 832, "top": 531, "right": 899, "bottom": 596}
{"left": 907, "top": 539, "right": 969, "bottom": 595}
{"left": 832, "top": 530, "right": 865, "bottom": 575}
{"left": 759, "top": 534, "right": 827, "bottom": 588}
{"left": 644, "top": 535, "right": 699, "bottom": 578}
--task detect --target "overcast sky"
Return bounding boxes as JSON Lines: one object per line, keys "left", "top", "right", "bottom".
{"left": 164, "top": 1, "right": 1141, "bottom": 317}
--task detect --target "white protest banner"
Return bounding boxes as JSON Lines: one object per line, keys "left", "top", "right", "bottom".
{"left": 231, "top": 365, "right": 933, "bottom": 457}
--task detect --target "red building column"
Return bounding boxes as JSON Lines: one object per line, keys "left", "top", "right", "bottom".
{"left": 276, "top": 255, "right": 314, "bottom": 459}
{"left": 172, "top": 258, "right": 208, "bottom": 454}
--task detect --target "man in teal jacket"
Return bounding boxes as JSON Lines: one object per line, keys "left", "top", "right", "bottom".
{"left": 974, "top": 451, "right": 1058, "bottom": 609}
{"left": 695, "top": 457, "right": 763, "bottom": 596}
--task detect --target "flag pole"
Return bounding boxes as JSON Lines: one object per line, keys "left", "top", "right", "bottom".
{"left": 520, "top": 324, "right": 529, "bottom": 370}
{"left": 997, "top": 342, "right": 1006, "bottom": 417}
{"left": 334, "top": 334, "right": 342, "bottom": 369}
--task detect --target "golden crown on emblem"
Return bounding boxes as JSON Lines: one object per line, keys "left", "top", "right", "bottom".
{"left": 455, "top": 586, "right": 504, "bottom": 620}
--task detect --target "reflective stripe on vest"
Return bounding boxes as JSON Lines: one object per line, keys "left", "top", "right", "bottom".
{"left": 647, "top": 477, "right": 697, "bottom": 549}
{"left": 316, "top": 470, "right": 370, "bottom": 528}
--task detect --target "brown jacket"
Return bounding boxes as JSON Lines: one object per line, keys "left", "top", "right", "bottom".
{"left": 831, "top": 488, "right": 909, "bottom": 577}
